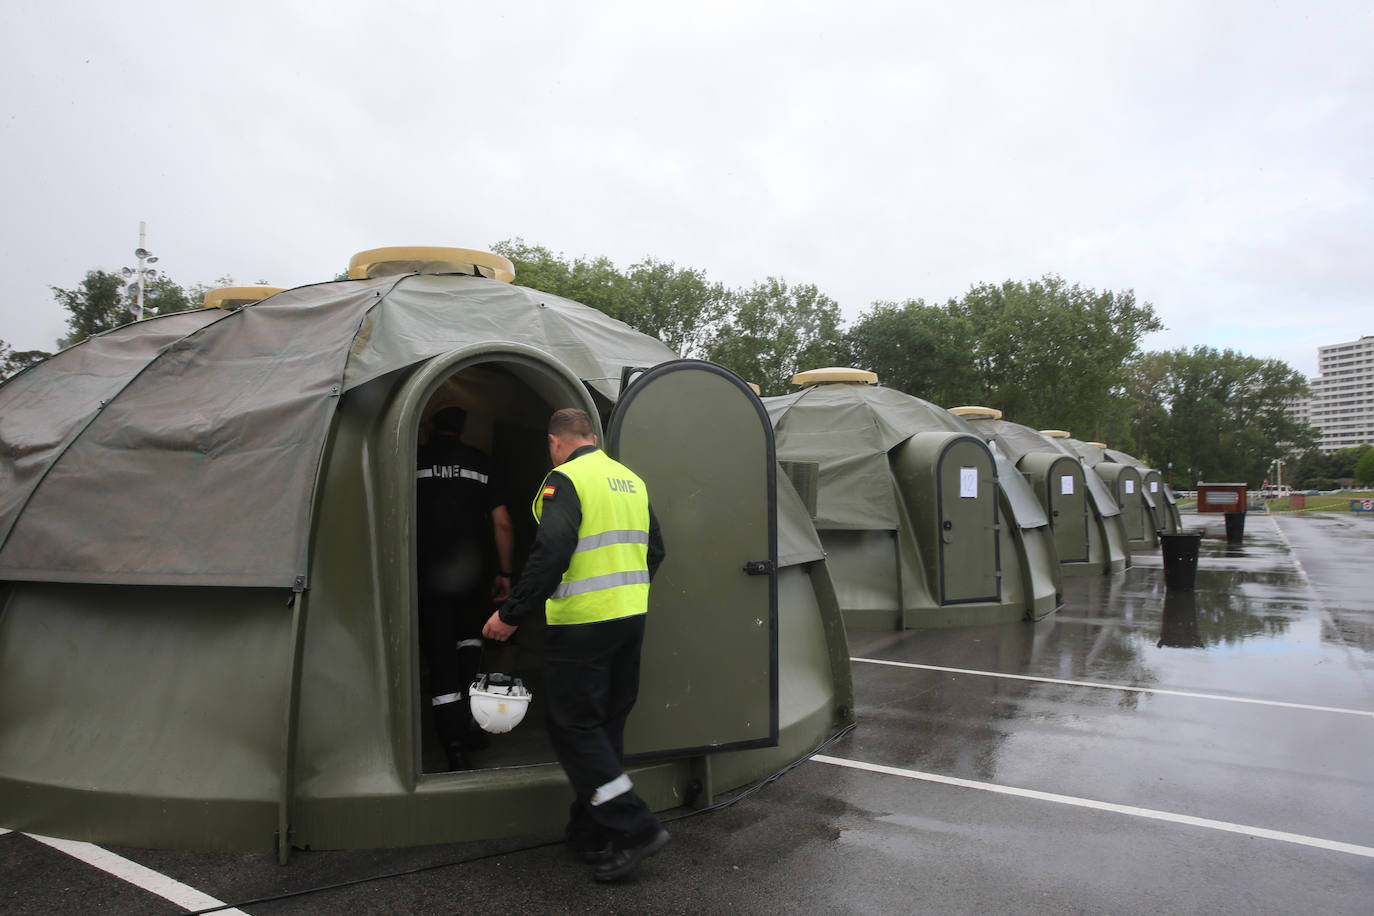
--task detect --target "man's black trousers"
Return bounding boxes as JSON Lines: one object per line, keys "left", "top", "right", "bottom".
{"left": 543, "top": 613, "right": 662, "bottom": 845}
{"left": 418, "top": 587, "right": 486, "bottom": 752}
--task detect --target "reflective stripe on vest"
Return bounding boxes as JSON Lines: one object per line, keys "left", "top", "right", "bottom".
{"left": 533, "top": 450, "right": 651, "bottom": 626}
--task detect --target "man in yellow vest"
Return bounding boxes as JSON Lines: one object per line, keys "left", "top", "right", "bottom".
{"left": 483, "top": 408, "right": 668, "bottom": 882}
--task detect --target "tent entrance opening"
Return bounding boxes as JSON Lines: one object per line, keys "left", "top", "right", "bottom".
{"left": 414, "top": 363, "right": 567, "bottom": 775}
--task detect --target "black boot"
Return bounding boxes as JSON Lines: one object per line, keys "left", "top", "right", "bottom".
{"left": 592, "top": 828, "right": 670, "bottom": 882}
{"left": 444, "top": 743, "right": 471, "bottom": 771}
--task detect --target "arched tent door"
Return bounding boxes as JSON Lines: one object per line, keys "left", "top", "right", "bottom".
{"left": 892, "top": 432, "right": 1000, "bottom": 606}
{"left": 1141, "top": 470, "right": 1176, "bottom": 533}
{"left": 1047, "top": 456, "right": 1089, "bottom": 562}
{"left": 1094, "top": 463, "right": 1147, "bottom": 543}
{"left": 1121, "top": 468, "right": 1147, "bottom": 541}
{"left": 1018, "top": 452, "right": 1089, "bottom": 563}
{"left": 608, "top": 360, "right": 778, "bottom": 757}
{"left": 936, "top": 436, "right": 1000, "bottom": 604}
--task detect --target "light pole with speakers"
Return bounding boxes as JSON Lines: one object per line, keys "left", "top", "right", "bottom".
{"left": 121, "top": 221, "right": 159, "bottom": 320}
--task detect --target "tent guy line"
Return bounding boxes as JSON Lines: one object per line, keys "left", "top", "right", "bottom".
{"left": 810, "top": 755, "right": 1374, "bottom": 859}
{"left": 849, "top": 657, "right": 1374, "bottom": 719}
{"left": 20, "top": 833, "right": 250, "bottom": 914}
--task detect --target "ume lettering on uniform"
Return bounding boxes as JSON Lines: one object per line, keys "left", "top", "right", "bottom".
{"left": 607, "top": 477, "right": 637, "bottom": 493}
{"left": 416, "top": 465, "right": 490, "bottom": 484}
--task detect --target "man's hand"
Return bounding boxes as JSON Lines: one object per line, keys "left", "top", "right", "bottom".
{"left": 483, "top": 610, "right": 518, "bottom": 642}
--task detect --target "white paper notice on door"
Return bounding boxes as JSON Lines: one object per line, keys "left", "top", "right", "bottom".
{"left": 1061, "top": 475, "right": 1074, "bottom": 495}
{"left": 960, "top": 467, "right": 978, "bottom": 498}
{"left": 1125, "top": 479, "right": 1135, "bottom": 494}
{"left": 1150, "top": 481, "right": 1159, "bottom": 492}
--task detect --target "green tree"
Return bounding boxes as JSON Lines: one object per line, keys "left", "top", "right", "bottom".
{"left": 622, "top": 258, "right": 727, "bottom": 359}
{"left": 1124, "top": 350, "right": 1174, "bottom": 462}
{"left": 705, "top": 278, "right": 846, "bottom": 395}
{"left": 951, "top": 276, "right": 1162, "bottom": 437}
{"left": 491, "top": 238, "right": 574, "bottom": 295}
{"left": 1, "top": 339, "right": 51, "bottom": 379}
{"left": 53, "top": 269, "right": 133, "bottom": 343}
{"left": 139, "top": 275, "right": 194, "bottom": 317}
{"left": 52, "top": 269, "right": 199, "bottom": 345}
{"left": 1353, "top": 448, "right": 1374, "bottom": 487}
{"left": 844, "top": 299, "right": 978, "bottom": 404}
{"left": 491, "top": 238, "right": 633, "bottom": 322}
{"left": 1131, "top": 347, "right": 1313, "bottom": 485}
{"left": 492, "top": 239, "right": 734, "bottom": 358}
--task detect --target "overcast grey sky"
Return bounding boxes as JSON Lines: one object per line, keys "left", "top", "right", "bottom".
{"left": 2, "top": 1, "right": 1369, "bottom": 377}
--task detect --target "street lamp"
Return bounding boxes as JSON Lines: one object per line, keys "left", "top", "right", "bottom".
{"left": 121, "top": 221, "right": 159, "bottom": 320}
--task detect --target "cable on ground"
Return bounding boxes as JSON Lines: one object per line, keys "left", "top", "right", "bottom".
{"left": 186, "top": 721, "right": 857, "bottom": 915}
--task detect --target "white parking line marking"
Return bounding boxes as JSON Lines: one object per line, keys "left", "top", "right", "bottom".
{"left": 812, "top": 754, "right": 1374, "bottom": 859}
{"left": 851, "top": 657, "right": 1374, "bottom": 719}
{"left": 27, "top": 834, "right": 249, "bottom": 915}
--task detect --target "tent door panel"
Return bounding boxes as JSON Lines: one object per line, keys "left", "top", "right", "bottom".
{"left": 607, "top": 360, "right": 778, "bottom": 758}
{"left": 937, "top": 440, "right": 1000, "bottom": 604}
{"left": 1118, "top": 471, "right": 1146, "bottom": 541}
{"left": 1049, "top": 458, "right": 1089, "bottom": 563}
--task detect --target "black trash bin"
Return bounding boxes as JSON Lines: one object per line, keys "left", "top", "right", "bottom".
{"left": 1224, "top": 511, "right": 1246, "bottom": 544}
{"left": 1160, "top": 530, "right": 1203, "bottom": 590}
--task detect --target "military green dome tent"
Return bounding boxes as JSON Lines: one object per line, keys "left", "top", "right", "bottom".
{"left": 1066, "top": 438, "right": 1157, "bottom": 550}
{"left": 955, "top": 412, "right": 1129, "bottom": 576}
{"left": 763, "top": 376, "right": 1060, "bottom": 629}
{"left": 1102, "top": 447, "right": 1183, "bottom": 535}
{"left": 0, "top": 262, "right": 853, "bottom": 856}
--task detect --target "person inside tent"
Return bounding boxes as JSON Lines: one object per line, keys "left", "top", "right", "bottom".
{"left": 416, "top": 406, "right": 515, "bottom": 770}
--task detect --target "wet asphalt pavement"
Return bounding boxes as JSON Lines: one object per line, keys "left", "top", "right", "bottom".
{"left": 5, "top": 508, "right": 1373, "bottom": 914}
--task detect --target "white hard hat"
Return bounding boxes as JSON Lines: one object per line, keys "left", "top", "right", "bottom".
{"left": 468, "top": 673, "right": 532, "bottom": 734}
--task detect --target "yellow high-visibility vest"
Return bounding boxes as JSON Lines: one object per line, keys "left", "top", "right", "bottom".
{"left": 532, "top": 449, "right": 651, "bottom": 626}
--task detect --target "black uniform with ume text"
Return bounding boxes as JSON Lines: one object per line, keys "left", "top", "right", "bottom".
{"left": 498, "top": 444, "right": 666, "bottom": 855}
{"left": 416, "top": 426, "right": 505, "bottom": 765}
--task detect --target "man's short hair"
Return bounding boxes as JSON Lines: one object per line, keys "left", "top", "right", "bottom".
{"left": 548, "top": 408, "right": 595, "bottom": 440}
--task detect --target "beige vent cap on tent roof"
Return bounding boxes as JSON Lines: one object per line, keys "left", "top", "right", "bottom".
{"left": 791, "top": 367, "right": 879, "bottom": 386}
{"left": 1086, "top": 441, "right": 1108, "bottom": 449}
{"left": 1040, "top": 429, "right": 1073, "bottom": 438}
{"left": 203, "top": 285, "right": 286, "bottom": 309}
{"left": 949, "top": 406, "right": 1003, "bottom": 420}
{"left": 347, "top": 246, "right": 515, "bottom": 283}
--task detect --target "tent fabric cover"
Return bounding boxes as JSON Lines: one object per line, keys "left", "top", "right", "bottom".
{"left": 988, "top": 446, "right": 1049, "bottom": 528}
{"left": 0, "top": 275, "right": 677, "bottom": 588}
{"left": 765, "top": 386, "right": 968, "bottom": 530}
{"left": 1070, "top": 438, "right": 1106, "bottom": 467}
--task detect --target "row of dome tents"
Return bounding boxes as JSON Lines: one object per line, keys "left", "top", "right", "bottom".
{"left": 763, "top": 368, "right": 1181, "bottom": 634}
{"left": 0, "top": 244, "right": 1178, "bottom": 855}
{"left": 763, "top": 371, "right": 1062, "bottom": 630}
{"left": 759, "top": 372, "right": 1180, "bottom": 632}
{"left": 0, "top": 247, "right": 854, "bottom": 857}
{"left": 951, "top": 409, "right": 1131, "bottom": 577}
{"left": 1073, "top": 438, "right": 1183, "bottom": 540}
{"left": 952, "top": 412, "right": 1179, "bottom": 555}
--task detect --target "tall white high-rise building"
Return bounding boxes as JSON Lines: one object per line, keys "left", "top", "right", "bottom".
{"left": 1303, "top": 335, "right": 1374, "bottom": 453}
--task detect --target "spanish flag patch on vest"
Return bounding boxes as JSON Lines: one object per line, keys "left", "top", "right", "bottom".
{"left": 541, "top": 484, "right": 557, "bottom": 500}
